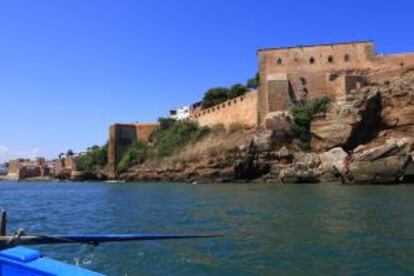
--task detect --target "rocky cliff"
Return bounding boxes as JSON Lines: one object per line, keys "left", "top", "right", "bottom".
{"left": 120, "top": 70, "right": 414, "bottom": 184}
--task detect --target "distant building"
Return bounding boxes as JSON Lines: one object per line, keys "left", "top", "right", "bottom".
{"left": 0, "top": 166, "right": 7, "bottom": 175}
{"left": 169, "top": 106, "right": 190, "bottom": 120}
{"left": 6, "top": 155, "right": 78, "bottom": 180}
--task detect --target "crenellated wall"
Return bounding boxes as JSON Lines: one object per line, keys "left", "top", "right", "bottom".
{"left": 258, "top": 41, "right": 414, "bottom": 124}
{"left": 190, "top": 91, "right": 258, "bottom": 129}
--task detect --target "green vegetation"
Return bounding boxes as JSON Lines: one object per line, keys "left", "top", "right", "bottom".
{"left": 115, "top": 118, "right": 210, "bottom": 172}
{"left": 117, "top": 141, "right": 149, "bottom": 173}
{"left": 291, "top": 97, "right": 331, "bottom": 149}
{"left": 246, "top": 72, "right": 260, "bottom": 89}
{"left": 76, "top": 144, "right": 108, "bottom": 173}
{"left": 202, "top": 87, "right": 231, "bottom": 108}
{"left": 201, "top": 84, "right": 248, "bottom": 108}
{"left": 150, "top": 118, "right": 210, "bottom": 158}
{"left": 228, "top": 84, "right": 248, "bottom": 99}
{"left": 201, "top": 72, "right": 258, "bottom": 108}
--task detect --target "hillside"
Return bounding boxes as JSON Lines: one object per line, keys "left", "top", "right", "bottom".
{"left": 117, "top": 69, "right": 414, "bottom": 184}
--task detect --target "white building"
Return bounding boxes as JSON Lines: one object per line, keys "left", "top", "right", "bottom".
{"left": 169, "top": 106, "right": 190, "bottom": 120}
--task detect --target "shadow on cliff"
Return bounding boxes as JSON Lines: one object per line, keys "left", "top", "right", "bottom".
{"left": 343, "top": 92, "right": 383, "bottom": 151}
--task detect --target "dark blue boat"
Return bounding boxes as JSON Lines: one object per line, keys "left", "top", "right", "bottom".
{"left": 0, "top": 246, "right": 102, "bottom": 275}
{"left": 0, "top": 210, "right": 220, "bottom": 275}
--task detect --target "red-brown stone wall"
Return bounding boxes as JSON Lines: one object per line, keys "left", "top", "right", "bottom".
{"left": 190, "top": 91, "right": 258, "bottom": 129}
{"left": 258, "top": 41, "right": 414, "bottom": 125}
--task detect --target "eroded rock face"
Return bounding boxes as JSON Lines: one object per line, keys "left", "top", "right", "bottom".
{"left": 253, "top": 130, "right": 275, "bottom": 152}
{"left": 311, "top": 91, "right": 382, "bottom": 152}
{"left": 279, "top": 152, "right": 321, "bottom": 183}
{"left": 319, "top": 147, "right": 348, "bottom": 174}
{"left": 379, "top": 71, "right": 414, "bottom": 138}
{"left": 264, "top": 111, "right": 292, "bottom": 131}
{"left": 311, "top": 70, "right": 414, "bottom": 152}
{"left": 346, "top": 138, "right": 413, "bottom": 184}
{"left": 349, "top": 155, "right": 410, "bottom": 184}
{"left": 353, "top": 138, "right": 413, "bottom": 161}
{"left": 404, "top": 161, "right": 414, "bottom": 183}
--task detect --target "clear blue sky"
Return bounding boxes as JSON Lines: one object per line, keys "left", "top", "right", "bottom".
{"left": 1, "top": 0, "right": 413, "bottom": 161}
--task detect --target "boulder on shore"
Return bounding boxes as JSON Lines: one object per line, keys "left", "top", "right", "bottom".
{"left": 348, "top": 155, "right": 411, "bottom": 184}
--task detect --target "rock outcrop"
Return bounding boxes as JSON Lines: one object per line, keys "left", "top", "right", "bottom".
{"left": 117, "top": 71, "right": 414, "bottom": 185}
{"left": 310, "top": 90, "right": 382, "bottom": 152}
{"left": 311, "top": 70, "right": 414, "bottom": 152}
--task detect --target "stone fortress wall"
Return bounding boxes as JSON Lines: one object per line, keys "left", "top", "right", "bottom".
{"left": 107, "top": 123, "right": 158, "bottom": 178}
{"left": 190, "top": 90, "right": 258, "bottom": 129}
{"left": 107, "top": 40, "right": 414, "bottom": 178}
{"left": 257, "top": 40, "right": 414, "bottom": 124}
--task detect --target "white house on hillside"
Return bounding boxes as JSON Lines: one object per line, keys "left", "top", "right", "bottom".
{"left": 169, "top": 106, "right": 190, "bottom": 120}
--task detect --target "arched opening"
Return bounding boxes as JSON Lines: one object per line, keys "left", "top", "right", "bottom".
{"left": 309, "top": 57, "right": 315, "bottom": 64}
{"left": 277, "top": 58, "right": 283, "bottom": 65}
{"left": 328, "top": 55, "right": 334, "bottom": 63}
{"left": 344, "top": 54, "right": 350, "bottom": 62}
{"left": 300, "top": 77, "right": 307, "bottom": 85}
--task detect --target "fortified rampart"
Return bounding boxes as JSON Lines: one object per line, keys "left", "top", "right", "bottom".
{"left": 7, "top": 156, "right": 76, "bottom": 180}
{"left": 106, "top": 40, "right": 414, "bottom": 179}
{"left": 190, "top": 90, "right": 258, "bottom": 129}
{"left": 107, "top": 123, "right": 158, "bottom": 178}
{"left": 258, "top": 40, "right": 414, "bottom": 124}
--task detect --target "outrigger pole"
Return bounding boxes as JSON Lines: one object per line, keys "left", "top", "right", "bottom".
{"left": 0, "top": 210, "right": 221, "bottom": 250}
{"left": 0, "top": 210, "right": 6, "bottom": 236}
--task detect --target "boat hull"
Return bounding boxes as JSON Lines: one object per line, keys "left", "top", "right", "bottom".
{"left": 0, "top": 246, "right": 102, "bottom": 276}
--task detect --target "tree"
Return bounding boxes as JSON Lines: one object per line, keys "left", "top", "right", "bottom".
{"left": 158, "top": 117, "right": 177, "bottom": 130}
{"left": 117, "top": 141, "right": 149, "bottom": 173}
{"left": 202, "top": 87, "right": 230, "bottom": 108}
{"left": 229, "top": 83, "right": 248, "bottom": 99}
{"left": 291, "top": 97, "right": 331, "bottom": 149}
{"left": 76, "top": 143, "right": 108, "bottom": 173}
{"left": 246, "top": 72, "right": 260, "bottom": 89}
{"left": 66, "top": 149, "right": 74, "bottom": 156}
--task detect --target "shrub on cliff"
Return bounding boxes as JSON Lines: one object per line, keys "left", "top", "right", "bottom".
{"left": 150, "top": 119, "right": 209, "bottom": 158}
{"left": 202, "top": 84, "right": 250, "bottom": 108}
{"left": 76, "top": 144, "right": 108, "bottom": 173}
{"left": 158, "top": 117, "right": 177, "bottom": 129}
{"left": 228, "top": 83, "right": 248, "bottom": 99}
{"left": 246, "top": 73, "right": 260, "bottom": 89}
{"left": 117, "top": 141, "right": 149, "bottom": 173}
{"left": 291, "top": 97, "right": 331, "bottom": 149}
{"left": 202, "top": 87, "right": 230, "bottom": 108}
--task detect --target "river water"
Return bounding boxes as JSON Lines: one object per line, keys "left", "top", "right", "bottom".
{"left": 0, "top": 181, "right": 413, "bottom": 275}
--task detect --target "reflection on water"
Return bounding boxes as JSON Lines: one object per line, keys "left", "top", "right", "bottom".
{"left": 0, "top": 182, "right": 413, "bottom": 275}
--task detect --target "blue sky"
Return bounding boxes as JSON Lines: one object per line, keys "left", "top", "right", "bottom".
{"left": 0, "top": 0, "right": 413, "bottom": 161}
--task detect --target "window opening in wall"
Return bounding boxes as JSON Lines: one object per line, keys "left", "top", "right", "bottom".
{"left": 344, "top": 54, "right": 350, "bottom": 62}
{"left": 300, "top": 77, "right": 307, "bottom": 85}
{"left": 328, "top": 55, "right": 334, "bottom": 63}
{"left": 329, "top": 73, "right": 338, "bottom": 81}
{"left": 277, "top": 58, "right": 283, "bottom": 65}
{"left": 309, "top": 57, "right": 315, "bottom": 64}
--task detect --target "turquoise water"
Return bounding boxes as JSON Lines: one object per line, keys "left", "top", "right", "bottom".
{"left": 0, "top": 181, "right": 413, "bottom": 275}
